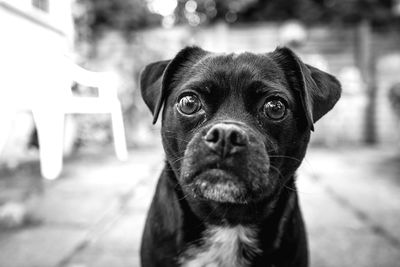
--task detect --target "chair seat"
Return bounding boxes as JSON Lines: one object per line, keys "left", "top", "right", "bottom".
{"left": 0, "top": 56, "right": 128, "bottom": 179}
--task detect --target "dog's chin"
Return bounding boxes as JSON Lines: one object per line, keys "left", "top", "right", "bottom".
{"left": 185, "top": 169, "right": 251, "bottom": 204}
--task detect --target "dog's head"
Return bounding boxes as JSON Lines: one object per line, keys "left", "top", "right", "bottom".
{"left": 140, "top": 47, "right": 341, "bottom": 223}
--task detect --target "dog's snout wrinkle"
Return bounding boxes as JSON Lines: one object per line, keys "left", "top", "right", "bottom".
{"left": 204, "top": 123, "right": 248, "bottom": 158}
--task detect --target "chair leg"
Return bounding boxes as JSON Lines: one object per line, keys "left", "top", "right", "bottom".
{"left": 111, "top": 104, "right": 128, "bottom": 161}
{"left": 33, "top": 110, "right": 65, "bottom": 180}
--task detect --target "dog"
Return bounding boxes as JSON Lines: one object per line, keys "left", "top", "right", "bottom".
{"left": 139, "top": 46, "right": 341, "bottom": 267}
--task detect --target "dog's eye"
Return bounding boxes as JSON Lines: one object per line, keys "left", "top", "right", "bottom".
{"left": 177, "top": 94, "right": 202, "bottom": 115}
{"left": 263, "top": 99, "right": 286, "bottom": 120}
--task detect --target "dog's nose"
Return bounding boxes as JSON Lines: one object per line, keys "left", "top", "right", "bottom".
{"left": 204, "top": 123, "right": 248, "bottom": 157}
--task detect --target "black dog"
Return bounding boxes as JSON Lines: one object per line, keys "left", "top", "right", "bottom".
{"left": 140, "top": 46, "right": 341, "bottom": 267}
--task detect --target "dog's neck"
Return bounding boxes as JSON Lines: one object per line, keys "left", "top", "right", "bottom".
{"left": 177, "top": 190, "right": 298, "bottom": 267}
{"left": 169, "top": 165, "right": 299, "bottom": 266}
{"left": 179, "top": 225, "right": 260, "bottom": 267}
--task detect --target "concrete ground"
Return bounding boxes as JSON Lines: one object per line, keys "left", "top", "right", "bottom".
{"left": 0, "top": 145, "right": 400, "bottom": 267}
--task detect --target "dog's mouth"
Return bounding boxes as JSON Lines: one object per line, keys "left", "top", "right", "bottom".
{"left": 180, "top": 154, "right": 277, "bottom": 203}
{"left": 179, "top": 122, "right": 274, "bottom": 205}
{"left": 190, "top": 168, "right": 249, "bottom": 204}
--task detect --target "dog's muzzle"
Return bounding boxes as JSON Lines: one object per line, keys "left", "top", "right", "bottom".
{"left": 180, "top": 121, "right": 272, "bottom": 204}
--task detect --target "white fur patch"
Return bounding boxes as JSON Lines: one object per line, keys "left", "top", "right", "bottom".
{"left": 180, "top": 225, "right": 260, "bottom": 267}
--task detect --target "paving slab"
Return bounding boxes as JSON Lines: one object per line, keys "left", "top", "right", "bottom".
{"left": 62, "top": 155, "right": 163, "bottom": 267}
{"left": 0, "top": 146, "right": 163, "bottom": 267}
{"left": 1, "top": 146, "right": 400, "bottom": 267}
{"left": 298, "top": 168, "right": 400, "bottom": 267}
{"left": 0, "top": 226, "right": 87, "bottom": 267}
{"left": 64, "top": 213, "right": 146, "bottom": 267}
{"left": 302, "top": 147, "right": 400, "bottom": 245}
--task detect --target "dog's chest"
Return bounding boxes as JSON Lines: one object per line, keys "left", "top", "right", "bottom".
{"left": 179, "top": 225, "right": 260, "bottom": 267}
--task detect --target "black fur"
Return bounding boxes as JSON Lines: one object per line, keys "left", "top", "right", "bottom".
{"left": 139, "top": 46, "right": 341, "bottom": 267}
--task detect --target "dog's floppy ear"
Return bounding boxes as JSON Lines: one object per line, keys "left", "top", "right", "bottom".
{"left": 140, "top": 59, "right": 170, "bottom": 121}
{"left": 140, "top": 46, "right": 208, "bottom": 124}
{"left": 271, "top": 47, "right": 341, "bottom": 131}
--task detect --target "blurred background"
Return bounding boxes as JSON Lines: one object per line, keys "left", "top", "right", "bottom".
{"left": 0, "top": 0, "right": 400, "bottom": 266}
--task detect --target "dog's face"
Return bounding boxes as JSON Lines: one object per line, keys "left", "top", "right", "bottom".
{"left": 140, "top": 47, "right": 341, "bottom": 224}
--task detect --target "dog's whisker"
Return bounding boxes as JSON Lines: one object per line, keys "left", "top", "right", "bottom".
{"left": 162, "top": 134, "right": 190, "bottom": 144}
{"left": 169, "top": 154, "right": 192, "bottom": 165}
{"left": 269, "top": 155, "right": 319, "bottom": 188}
{"left": 270, "top": 165, "right": 312, "bottom": 195}
{"left": 202, "top": 204, "right": 219, "bottom": 224}
{"left": 222, "top": 206, "right": 229, "bottom": 223}
{"left": 169, "top": 157, "right": 185, "bottom": 164}
{"left": 269, "top": 165, "right": 298, "bottom": 194}
{"left": 269, "top": 155, "right": 302, "bottom": 163}
{"left": 178, "top": 192, "right": 191, "bottom": 201}
{"left": 174, "top": 183, "right": 193, "bottom": 201}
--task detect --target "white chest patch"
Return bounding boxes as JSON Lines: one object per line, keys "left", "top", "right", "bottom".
{"left": 179, "top": 225, "right": 260, "bottom": 267}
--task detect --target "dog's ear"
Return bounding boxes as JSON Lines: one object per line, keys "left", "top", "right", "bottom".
{"left": 140, "top": 59, "right": 170, "bottom": 118}
{"left": 140, "top": 46, "right": 208, "bottom": 124}
{"left": 271, "top": 47, "right": 341, "bottom": 131}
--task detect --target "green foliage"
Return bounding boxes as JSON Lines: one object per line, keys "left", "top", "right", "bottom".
{"left": 74, "top": 0, "right": 161, "bottom": 42}
{"left": 74, "top": 0, "right": 398, "bottom": 39}
{"left": 239, "top": 0, "right": 395, "bottom": 24}
{"left": 175, "top": 0, "right": 257, "bottom": 24}
{"left": 175, "top": 0, "right": 397, "bottom": 26}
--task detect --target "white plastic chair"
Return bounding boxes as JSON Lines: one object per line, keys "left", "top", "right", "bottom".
{"left": 0, "top": 56, "right": 128, "bottom": 180}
